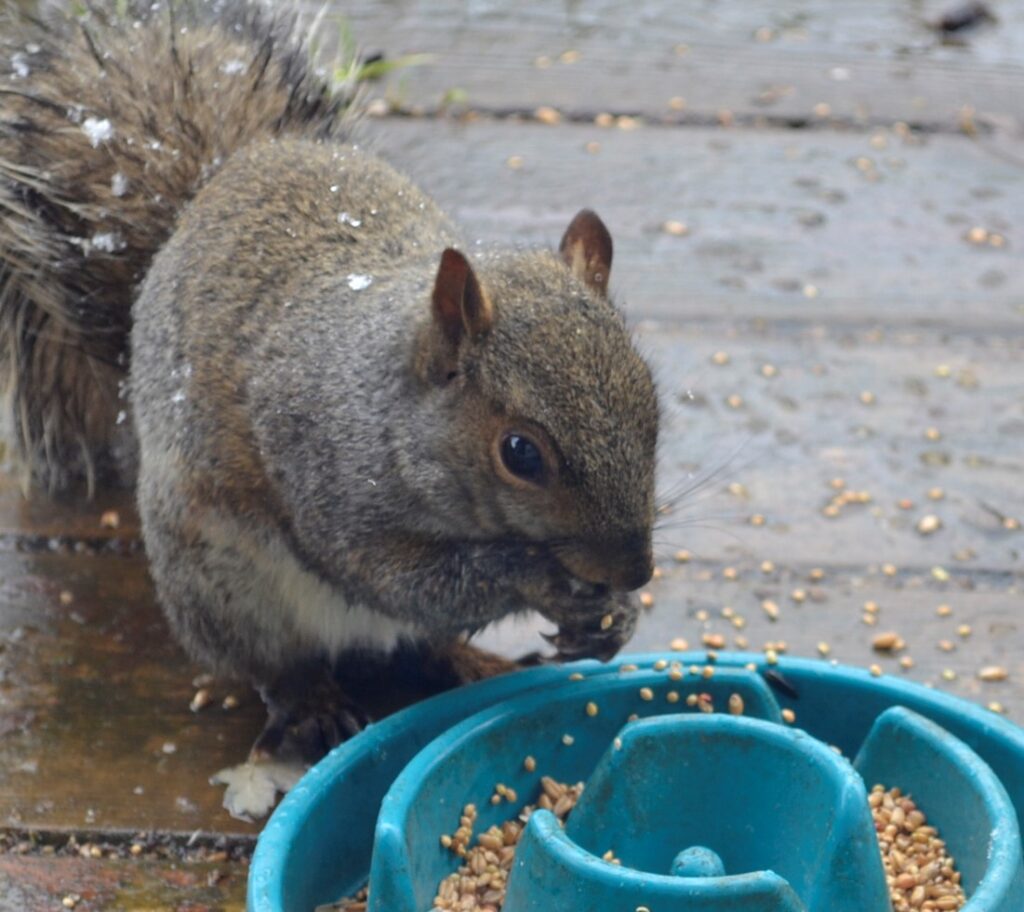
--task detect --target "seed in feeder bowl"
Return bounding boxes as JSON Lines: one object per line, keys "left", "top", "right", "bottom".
{"left": 988, "top": 701, "right": 1006, "bottom": 714}
{"left": 662, "top": 220, "right": 690, "bottom": 236}
{"left": 979, "top": 666, "right": 1008, "bottom": 682}
{"left": 639, "top": 687, "right": 654, "bottom": 701}
{"left": 668, "top": 662, "right": 684, "bottom": 681}
{"left": 869, "top": 664, "right": 883, "bottom": 677}
{"left": 561, "top": 734, "right": 575, "bottom": 746}
{"left": 585, "top": 701, "right": 599, "bottom": 717}
{"left": 653, "top": 659, "right": 668, "bottom": 671}
{"left": 667, "top": 690, "right": 680, "bottom": 703}
{"left": 59, "top": 590, "right": 74, "bottom": 606}
{"left": 523, "top": 756, "right": 536, "bottom": 773}
{"left": 222, "top": 694, "right": 239, "bottom": 710}
{"left": 619, "top": 663, "right": 639, "bottom": 673}
{"left": 728, "top": 694, "right": 744, "bottom": 715}
{"left": 711, "top": 351, "right": 730, "bottom": 366}
{"left": 686, "top": 693, "right": 699, "bottom": 707}
{"left": 190, "top": 688, "right": 212, "bottom": 712}
{"left": 765, "top": 648, "right": 779, "bottom": 665}
{"left": 781, "top": 708, "right": 796, "bottom": 724}
{"left": 917, "top": 514, "right": 942, "bottom": 535}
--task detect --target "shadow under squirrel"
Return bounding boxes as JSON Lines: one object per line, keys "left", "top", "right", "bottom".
{"left": 0, "top": 2, "right": 658, "bottom": 762}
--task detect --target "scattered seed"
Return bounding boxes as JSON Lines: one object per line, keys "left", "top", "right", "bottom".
{"left": 711, "top": 351, "right": 730, "bottom": 366}
{"left": 941, "top": 669, "right": 957, "bottom": 681}
{"left": 534, "top": 106, "right": 561, "bottom": 125}
{"left": 988, "top": 701, "right": 1006, "bottom": 714}
{"left": 817, "top": 642, "right": 831, "bottom": 657}
{"left": 859, "top": 390, "right": 876, "bottom": 405}
{"left": 99, "top": 509, "right": 120, "bottom": 529}
{"left": 957, "top": 624, "right": 972, "bottom": 639}
{"left": 639, "top": 592, "right": 655, "bottom": 608}
{"left": 864, "top": 600, "right": 880, "bottom": 614}
{"left": 932, "top": 566, "right": 950, "bottom": 582}
{"left": 762, "top": 599, "right": 780, "bottom": 621}
{"left": 873, "top": 632, "right": 905, "bottom": 653}
{"left": 222, "top": 694, "right": 239, "bottom": 710}
{"left": 600, "top": 613, "right": 613, "bottom": 630}
{"left": 663, "top": 220, "right": 690, "bottom": 236}
{"left": 938, "top": 639, "right": 956, "bottom": 653}
{"left": 505, "top": 155, "right": 524, "bottom": 170}
{"left": 673, "top": 550, "right": 691, "bottom": 564}
{"left": 899, "top": 656, "right": 915, "bottom": 671}
{"left": 978, "top": 666, "right": 1008, "bottom": 682}
{"left": 702, "top": 632, "right": 726, "bottom": 649}
{"left": 189, "top": 688, "right": 212, "bottom": 713}
{"left": 869, "top": 664, "right": 883, "bottom": 677}
{"left": 59, "top": 590, "right": 74, "bottom": 606}
{"left": 917, "top": 514, "right": 942, "bottom": 535}
{"left": 936, "top": 604, "right": 953, "bottom": 617}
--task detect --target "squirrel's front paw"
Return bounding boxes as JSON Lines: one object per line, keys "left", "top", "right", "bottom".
{"left": 542, "top": 590, "right": 640, "bottom": 663}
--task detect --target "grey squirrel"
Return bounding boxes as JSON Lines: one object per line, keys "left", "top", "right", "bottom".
{"left": 0, "top": 2, "right": 658, "bottom": 761}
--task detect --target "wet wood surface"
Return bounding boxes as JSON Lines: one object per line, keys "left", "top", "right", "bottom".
{"left": 2, "top": 0, "right": 1023, "bottom": 908}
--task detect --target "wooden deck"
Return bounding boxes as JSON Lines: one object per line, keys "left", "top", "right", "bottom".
{"left": 1, "top": 1, "right": 1022, "bottom": 908}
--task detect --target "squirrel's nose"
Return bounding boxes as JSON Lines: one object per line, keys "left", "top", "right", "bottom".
{"left": 557, "top": 533, "right": 653, "bottom": 591}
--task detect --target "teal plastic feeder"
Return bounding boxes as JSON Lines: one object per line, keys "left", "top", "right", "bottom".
{"left": 249, "top": 654, "right": 1024, "bottom": 911}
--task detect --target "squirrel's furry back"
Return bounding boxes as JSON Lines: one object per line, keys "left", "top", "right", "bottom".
{"left": 0, "top": 0, "right": 350, "bottom": 492}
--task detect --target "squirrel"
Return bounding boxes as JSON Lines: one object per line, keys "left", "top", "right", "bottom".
{"left": 0, "top": 1, "right": 659, "bottom": 763}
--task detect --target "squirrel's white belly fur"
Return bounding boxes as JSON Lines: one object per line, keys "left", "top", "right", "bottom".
{"left": 201, "top": 513, "right": 423, "bottom": 656}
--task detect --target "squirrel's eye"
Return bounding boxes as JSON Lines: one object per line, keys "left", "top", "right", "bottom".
{"left": 501, "top": 434, "right": 544, "bottom": 482}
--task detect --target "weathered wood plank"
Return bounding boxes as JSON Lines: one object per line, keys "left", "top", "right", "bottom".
{"left": 335, "top": 0, "right": 1024, "bottom": 128}
{"left": 0, "top": 551, "right": 264, "bottom": 836}
{"left": 368, "top": 118, "right": 1024, "bottom": 327}
{"left": 0, "top": 854, "right": 247, "bottom": 912}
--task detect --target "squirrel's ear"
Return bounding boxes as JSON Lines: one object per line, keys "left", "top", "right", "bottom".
{"left": 431, "top": 248, "right": 494, "bottom": 345}
{"left": 559, "top": 209, "right": 613, "bottom": 296}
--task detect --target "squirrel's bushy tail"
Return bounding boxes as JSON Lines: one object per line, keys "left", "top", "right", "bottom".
{"left": 0, "top": 0, "right": 349, "bottom": 492}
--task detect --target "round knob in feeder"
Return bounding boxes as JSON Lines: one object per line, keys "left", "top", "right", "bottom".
{"left": 672, "top": 846, "right": 725, "bottom": 878}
